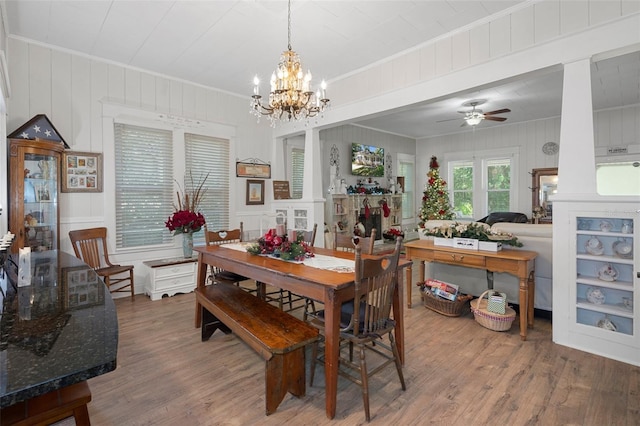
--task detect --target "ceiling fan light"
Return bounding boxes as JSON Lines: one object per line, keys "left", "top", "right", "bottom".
{"left": 466, "top": 116, "right": 483, "bottom": 126}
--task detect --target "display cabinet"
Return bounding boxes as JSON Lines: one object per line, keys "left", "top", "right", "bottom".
{"left": 8, "top": 139, "right": 65, "bottom": 253}
{"left": 556, "top": 207, "right": 639, "bottom": 366}
{"left": 325, "top": 194, "right": 349, "bottom": 233}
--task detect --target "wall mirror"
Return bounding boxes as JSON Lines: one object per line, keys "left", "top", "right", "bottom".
{"left": 531, "top": 167, "right": 558, "bottom": 224}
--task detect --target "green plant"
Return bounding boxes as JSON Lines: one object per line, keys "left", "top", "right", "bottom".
{"left": 425, "top": 222, "right": 522, "bottom": 247}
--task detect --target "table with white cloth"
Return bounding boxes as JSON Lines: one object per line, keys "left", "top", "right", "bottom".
{"left": 193, "top": 244, "right": 408, "bottom": 420}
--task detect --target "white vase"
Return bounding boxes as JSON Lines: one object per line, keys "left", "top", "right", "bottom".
{"left": 183, "top": 232, "right": 194, "bottom": 258}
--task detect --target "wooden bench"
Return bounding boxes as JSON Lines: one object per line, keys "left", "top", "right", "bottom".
{"left": 1, "top": 381, "right": 91, "bottom": 425}
{"left": 195, "top": 283, "right": 318, "bottom": 415}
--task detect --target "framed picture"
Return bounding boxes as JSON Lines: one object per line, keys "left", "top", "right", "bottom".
{"left": 63, "top": 265, "right": 105, "bottom": 310}
{"left": 236, "top": 161, "right": 271, "bottom": 178}
{"left": 246, "top": 179, "right": 265, "bottom": 205}
{"left": 273, "top": 180, "right": 291, "bottom": 200}
{"left": 62, "top": 151, "right": 103, "bottom": 193}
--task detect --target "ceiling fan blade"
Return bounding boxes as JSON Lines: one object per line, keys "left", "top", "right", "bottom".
{"left": 460, "top": 121, "right": 468, "bottom": 127}
{"left": 436, "top": 117, "right": 463, "bottom": 123}
{"left": 484, "top": 116, "right": 507, "bottom": 122}
{"left": 484, "top": 108, "right": 511, "bottom": 116}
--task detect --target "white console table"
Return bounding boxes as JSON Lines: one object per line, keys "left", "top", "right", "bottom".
{"left": 143, "top": 256, "right": 198, "bottom": 301}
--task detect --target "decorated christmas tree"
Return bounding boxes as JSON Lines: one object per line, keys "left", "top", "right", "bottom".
{"left": 418, "top": 156, "right": 455, "bottom": 226}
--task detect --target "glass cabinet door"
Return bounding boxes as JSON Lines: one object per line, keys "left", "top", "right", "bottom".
{"left": 23, "top": 152, "right": 59, "bottom": 251}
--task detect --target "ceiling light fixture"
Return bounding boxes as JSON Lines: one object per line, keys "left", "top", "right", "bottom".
{"left": 465, "top": 113, "right": 484, "bottom": 126}
{"left": 250, "top": 0, "right": 329, "bottom": 127}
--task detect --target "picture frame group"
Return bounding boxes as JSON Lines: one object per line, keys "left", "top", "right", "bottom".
{"left": 62, "top": 151, "right": 103, "bottom": 193}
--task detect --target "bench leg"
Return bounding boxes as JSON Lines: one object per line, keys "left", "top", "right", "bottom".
{"left": 264, "top": 348, "right": 306, "bottom": 415}
{"left": 201, "top": 307, "right": 232, "bottom": 341}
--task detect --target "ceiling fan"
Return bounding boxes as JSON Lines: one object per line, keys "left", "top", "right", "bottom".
{"left": 439, "top": 99, "right": 511, "bottom": 127}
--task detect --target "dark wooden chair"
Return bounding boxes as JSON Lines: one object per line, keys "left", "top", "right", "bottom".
{"left": 204, "top": 223, "right": 254, "bottom": 293}
{"left": 334, "top": 224, "right": 376, "bottom": 254}
{"left": 266, "top": 224, "right": 318, "bottom": 313}
{"left": 309, "top": 237, "right": 405, "bottom": 422}
{"left": 69, "top": 227, "right": 135, "bottom": 299}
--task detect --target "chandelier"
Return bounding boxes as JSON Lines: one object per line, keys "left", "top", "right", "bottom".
{"left": 250, "top": 0, "right": 329, "bottom": 126}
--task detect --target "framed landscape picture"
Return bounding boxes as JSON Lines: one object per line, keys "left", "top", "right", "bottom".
{"left": 246, "top": 180, "right": 265, "bottom": 205}
{"left": 62, "top": 151, "right": 103, "bottom": 193}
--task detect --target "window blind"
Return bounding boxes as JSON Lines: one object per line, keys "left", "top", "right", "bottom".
{"left": 291, "top": 148, "right": 304, "bottom": 199}
{"left": 114, "top": 123, "right": 174, "bottom": 248}
{"left": 185, "top": 133, "right": 230, "bottom": 240}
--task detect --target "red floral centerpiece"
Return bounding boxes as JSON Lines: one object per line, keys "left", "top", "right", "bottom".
{"left": 382, "top": 228, "right": 404, "bottom": 242}
{"left": 165, "top": 172, "right": 208, "bottom": 257}
{"left": 165, "top": 209, "right": 205, "bottom": 235}
{"left": 246, "top": 229, "right": 314, "bottom": 261}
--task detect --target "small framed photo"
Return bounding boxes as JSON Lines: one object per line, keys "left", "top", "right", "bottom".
{"left": 63, "top": 265, "right": 105, "bottom": 309}
{"left": 246, "top": 179, "right": 265, "bottom": 205}
{"left": 62, "top": 151, "right": 103, "bottom": 192}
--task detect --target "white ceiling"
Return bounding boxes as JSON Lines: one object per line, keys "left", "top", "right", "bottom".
{"left": 3, "top": 0, "right": 639, "bottom": 139}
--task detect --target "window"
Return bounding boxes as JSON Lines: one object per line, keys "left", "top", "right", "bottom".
{"left": 451, "top": 161, "right": 474, "bottom": 217}
{"left": 290, "top": 147, "right": 304, "bottom": 199}
{"left": 397, "top": 154, "right": 415, "bottom": 223}
{"left": 447, "top": 149, "right": 518, "bottom": 219}
{"left": 185, "top": 133, "right": 231, "bottom": 239}
{"left": 114, "top": 123, "right": 174, "bottom": 248}
{"left": 486, "top": 159, "right": 511, "bottom": 212}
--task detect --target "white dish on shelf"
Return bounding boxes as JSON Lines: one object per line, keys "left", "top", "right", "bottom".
{"left": 612, "top": 240, "right": 633, "bottom": 259}
{"left": 596, "top": 317, "right": 617, "bottom": 332}
{"left": 586, "top": 287, "right": 606, "bottom": 304}
{"left": 599, "top": 220, "right": 613, "bottom": 232}
{"left": 585, "top": 237, "right": 604, "bottom": 255}
{"left": 597, "top": 264, "right": 619, "bottom": 281}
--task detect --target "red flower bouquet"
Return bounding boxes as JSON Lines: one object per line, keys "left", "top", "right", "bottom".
{"left": 246, "top": 229, "right": 314, "bottom": 261}
{"left": 165, "top": 209, "right": 205, "bottom": 235}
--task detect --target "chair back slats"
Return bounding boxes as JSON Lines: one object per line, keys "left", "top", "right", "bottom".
{"left": 334, "top": 225, "right": 376, "bottom": 255}
{"left": 351, "top": 237, "right": 402, "bottom": 337}
{"left": 301, "top": 223, "right": 318, "bottom": 247}
{"left": 69, "top": 227, "right": 111, "bottom": 269}
{"left": 204, "top": 222, "right": 243, "bottom": 245}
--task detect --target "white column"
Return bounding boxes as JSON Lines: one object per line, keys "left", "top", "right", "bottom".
{"left": 557, "top": 58, "right": 596, "bottom": 195}
{"left": 303, "top": 128, "right": 323, "bottom": 200}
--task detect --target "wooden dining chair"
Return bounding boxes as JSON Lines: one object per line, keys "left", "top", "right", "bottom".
{"left": 203, "top": 223, "right": 254, "bottom": 293}
{"left": 334, "top": 224, "right": 376, "bottom": 254}
{"left": 266, "top": 224, "right": 318, "bottom": 313}
{"left": 309, "top": 236, "right": 405, "bottom": 422}
{"left": 68, "top": 227, "right": 135, "bottom": 299}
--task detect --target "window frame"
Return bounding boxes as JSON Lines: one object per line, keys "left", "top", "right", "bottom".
{"left": 445, "top": 148, "right": 519, "bottom": 220}
{"left": 102, "top": 103, "right": 237, "bottom": 254}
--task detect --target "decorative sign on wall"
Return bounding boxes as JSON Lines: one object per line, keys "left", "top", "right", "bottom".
{"left": 273, "top": 181, "right": 291, "bottom": 200}
{"left": 62, "top": 151, "right": 103, "bottom": 193}
{"left": 236, "top": 158, "right": 271, "bottom": 178}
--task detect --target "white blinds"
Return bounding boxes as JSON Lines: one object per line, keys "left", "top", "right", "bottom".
{"left": 114, "top": 123, "right": 174, "bottom": 248}
{"left": 185, "top": 133, "right": 230, "bottom": 237}
{"left": 291, "top": 148, "right": 304, "bottom": 199}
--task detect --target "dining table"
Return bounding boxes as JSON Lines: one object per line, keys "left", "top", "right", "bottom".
{"left": 193, "top": 244, "right": 409, "bottom": 420}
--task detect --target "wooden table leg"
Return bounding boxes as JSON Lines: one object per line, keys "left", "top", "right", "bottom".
{"left": 518, "top": 277, "right": 528, "bottom": 341}
{"left": 195, "top": 253, "right": 207, "bottom": 328}
{"left": 405, "top": 257, "right": 413, "bottom": 309}
{"left": 393, "top": 272, "right": 405, "bottom": 365}
{"left": 323, "top": 292, "right": 340, "bottom": 419}
{"left": 527, "top": 270, "right": 536, "bottom": 328}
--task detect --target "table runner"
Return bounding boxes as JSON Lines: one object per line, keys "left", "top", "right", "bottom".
{"left": 218, "top": 243, "right": 355, "bottom": 273}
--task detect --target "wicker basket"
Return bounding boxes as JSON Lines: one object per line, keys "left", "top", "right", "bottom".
{"left": 471, "top": 290, "right": 516, "bottom": 331}
{"left": 421, "top": 290, "right": 473, "bottom": 317}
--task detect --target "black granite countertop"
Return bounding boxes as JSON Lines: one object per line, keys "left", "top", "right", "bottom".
{"left": 0, "top": 250, "right": 118, "bottom": 408}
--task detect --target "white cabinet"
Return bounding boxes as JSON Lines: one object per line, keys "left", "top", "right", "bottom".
{"left": 143, "top": 257, "right": 197, "bottom": 301}
{"left": 554, "top": 205, "right": 639, "bottom": 366}
{"left": 325, "top": 194, "right": 349, "bottom": 232}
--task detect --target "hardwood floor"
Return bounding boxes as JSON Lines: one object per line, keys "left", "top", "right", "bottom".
{"left": 64, "top": 278, "right": 639, "bottom": 425}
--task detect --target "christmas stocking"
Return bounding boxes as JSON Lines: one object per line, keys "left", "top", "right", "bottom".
{"left": 364, "top": 201, "right": 370, "bottom": 219}
{"left": 381, "top": 199, "right": 390, "bottom": 217}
